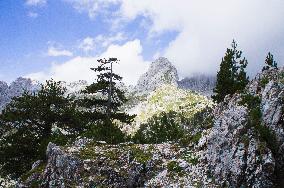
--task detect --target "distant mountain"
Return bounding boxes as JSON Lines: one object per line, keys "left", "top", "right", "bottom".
{"left": 19, "top": 66, "right": 284, "bottom": 188}
{"left": 0, "top": 77, "right": 40, "bottom": 111}
{"left": 0, "top": 78, "right": 89, "bottom": 112}
{"left": 125, "top": 84, "right": 213, "bottom": 134}
{"left": 134, "top": 57, "right": 179, "bottom": 95}
{"left": 134, "top": 57, "right": 215, "bottom": 96}
{"left": 178, "top": 75, "right": 216, "bottom": 96}
{"left": 62, "top": 80, "right": 88, "bottom": 96}
{"left": 0, "top": 57, "right": 216, "bottom": 111}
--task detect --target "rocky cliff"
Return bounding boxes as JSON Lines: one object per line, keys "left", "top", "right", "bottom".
{"left": 201, "top": 67, "right": 284, "bottom": 187}
{"left": 178, "top": 74, "right": 216, "bottom": 96}
{"left": 18, "top": 67, "right": 284, "bottom": 187}
{"left": 0, "top": 77, "right": 39, "bottom": 111}
{"left": 0, "top": 78, "right": 89, "bottom": 112}
{"left": 135, "top": 57, "right": 179, "bottom": 95}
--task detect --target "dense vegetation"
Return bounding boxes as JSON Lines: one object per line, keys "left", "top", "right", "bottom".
{"left": 78, "top": 58, "right": 136, "bottom": 143}
{"left": 132, "top": 107, "right": 213, "bottom": 145}
{"left": 0, "top": 44, "right": 280, "bottom": 181}
{"left": 0, "top": 80, "right": 83, "bottom": 177}
{"left": 212, "top": 40, "right": 249, "bottom": 103}
{"left": 0, "top": 58, "right": 135, "bottom": 178}
{"left": 262, "top": 52, "right": 278, "bottom": 71}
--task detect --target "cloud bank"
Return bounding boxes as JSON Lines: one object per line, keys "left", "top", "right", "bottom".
{"left": 117, "top": 0, "right": 284, "bottom": 77}
{"left": 47, "top": 47, "right": 73, "bottom": 57}
{"left": 65, "top": 0, "right": 284, "bottom": 78}
{"left": 25, "top": 0, "right": 46, "bottom": 6}
{"left": 26, "top": 0, "right": 284, "bottom": 85}
{"left": 27, "top": 40, "right": 149, "bottom": 85}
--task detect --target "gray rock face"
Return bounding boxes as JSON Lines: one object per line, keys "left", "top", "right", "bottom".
{"left": 0, "top": 78, "right": 89, "bottom": 112}
{"left": 14, "top": 66, "right": 284, "bottom": 187}
{"left": 41, "top": 143, "right": 84, "bottom": 187}
{"left": 202, "top": 67, "right": 284, "bottom": 187}
{"left": 178, "top": 74, "right": 216, "bottom": 96}
{"left": 0, "top": 81, "right": 9, "bottom": 111}
{"left": 20, "top": 140, "right": 219, "bottom": 187}
{"left": 0, "top": 77, "right": 40, "bottom": 112}
{"left": 62, "top": 80, "right": 88, "bottom": 96}
{"left": 135, "top": 57, "right": 179, "bottom": 94}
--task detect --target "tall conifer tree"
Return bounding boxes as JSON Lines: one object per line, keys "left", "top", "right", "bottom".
{"left": 0, "top": 80, "right": 82, "bottom": 177}
{"left": 212, "top": 40, "right": 249, "bottom": 103}
{"left": 262, "top": 52, "right": 278, "bottom": 71}
{"left": 79, "top": 58, "right": 135, "bottom": 143}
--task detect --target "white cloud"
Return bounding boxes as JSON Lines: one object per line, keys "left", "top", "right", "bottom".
{"left": 63, "top": 0, "right": 284, "bottom": 77}
{"left": 95, "top": 32, "right": 126, "bottom": 47}
{"left": 27, "top": 40, "right": 149, "bottom": 85}
{"left": 25, "top": 0, "right": 46, "bottom": 6}
{"left": 79, "top": 37, "right": 96, "bottom": 52}
{"left": 47, "top": 46, "right": 73, "bottom": 57}
{"left": 78, "top": 33, "right": 126, "bottom": 53}
{"left": 27, "top": 11, "right": 39, "bottom": 18}
{"left": 64, "top": 0, "right": 119, "bottom": 19}
{"left": 116, "top": 0, "right": 284, "bottom": 77}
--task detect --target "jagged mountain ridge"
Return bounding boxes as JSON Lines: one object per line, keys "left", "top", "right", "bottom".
{"left": 178, "top": 74, "right": 216, "bottom": 96}
{"left": 134, "top": 57, "right": 179, "bottom": 95}
{"left": 0, "top": 57, "right": 216, "bottom": 112}
{"left": 17, "top": 67, "right": 284, "bottom": 187}
{"left": 0, "top": 78, "right": 89, "bottom": 112}
{"left": 0, "top": 77, "right": 40, "bottom": 111}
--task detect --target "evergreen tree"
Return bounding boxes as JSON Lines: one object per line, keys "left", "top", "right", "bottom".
{"left": 0, "top": 80, "right": 82, "bottom": 178}
{"left": 212, "top": 40, "right": 249, "bottom": 103}
{"left": 79, "top": 58, "right": 135, "bottom": 143}
{"left": 262, "top": 52, "right": 278, "bottom": 71}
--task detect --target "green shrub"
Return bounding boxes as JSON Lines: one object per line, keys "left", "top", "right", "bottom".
{"left": 278, "top": 72, "right": 284, "bottom": 84}
{"left": 81, "top": 120, "right": 126, "bottom": 144}
{"left": 256, "top": 124, "right": 278, "bottom": 154}
{"left": 239, "top": 94, "right": 261, "bottom": 110}
{"left": 132, "top": 111, "right": 184, "bottom": 144}
{"left": 167, "top": 161, "right": 183, "bottom": 173}
{"left": 188, "top": 157, "right": 199, "bottom": 165}
{"left": 20, "top": 162, "right": 46, "bottom": 182}
{"left": 130, "top": 146, "right": 152, "bottom": 165}
{"left": 260, "top": 77, "right": 269, "bottom": 88}
{"left": 191, "top": 132, "right": 202, "bottom": 144}
{"left": 186, "top": 107, "right": 214, "bottom": 129}
{"left": 179, "top": 132, "right": 202, "bottom": 147}
{"left": 240, "top": 94, "right": 278, "bottom": 154}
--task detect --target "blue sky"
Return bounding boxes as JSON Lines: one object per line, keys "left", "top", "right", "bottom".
{"left": 1, "top": 0, "right": 284, "bottom": 85}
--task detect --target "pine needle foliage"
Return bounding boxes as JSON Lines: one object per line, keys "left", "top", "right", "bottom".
{"left": 0, "top": 79, "right": 82, "bottom": 178}
{"left": 262, "top": 52, "right": 278, "bottom": 71}
{"left": 79, "top": 58, "right": 136, "bottom": 143}
{"left": 212, "top": 40, "right": 249, "bottom": 103}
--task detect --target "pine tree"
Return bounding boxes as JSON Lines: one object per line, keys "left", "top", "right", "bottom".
{"left": 212, "top": 40, "right": 249, "bottom": 103}
{"left": 0, "top": 80, "right": 82, "bottom": 178}
{"left": 79, "top": 58, "right": 135, "bottom": 143}
{"left": 262, "top": 52, "right": 278, "bottom": 71}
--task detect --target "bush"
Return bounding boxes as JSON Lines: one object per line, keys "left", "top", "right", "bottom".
{"left": 132, "top": 111, "right": 185, "bottom": 144}
{"left": 187, "top": 107, "right": 214, "bottom": 129}
{"left": 260, "top": 77, "right": 269, "bottom": 88}
{"left": 240, "top": 94, "right": 278, "bottom": 153}
{"left": 256, "top": 124, "right": 278, "bottom": 154}
{"left": 81, "top": 120, "right": 126, "bottom": 144}
{"left": 167, "top": 161, "right": 183, "bottom": 173}
{"left": 133, "top": 107, "right": 214, "bottom": 145}
{"left": 0, "top": 80, "right": 82, "bottom": 178}
{"left": 278, "top": 72, "right": 284, "bottom": 84}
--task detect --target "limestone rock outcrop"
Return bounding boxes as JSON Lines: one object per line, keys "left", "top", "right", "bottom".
{"left": 135, "top": 57, "right": 179, "bottom": 95}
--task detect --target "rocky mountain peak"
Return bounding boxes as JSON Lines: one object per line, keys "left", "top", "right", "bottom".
{"left": 178, "top": 74, "right": 216, "bottom": 96}
{"left": 0, "top": 77, "right": 40, "bottom": 111}
{"left": 135, "top": 57, "right": 179, "bottom": 94}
